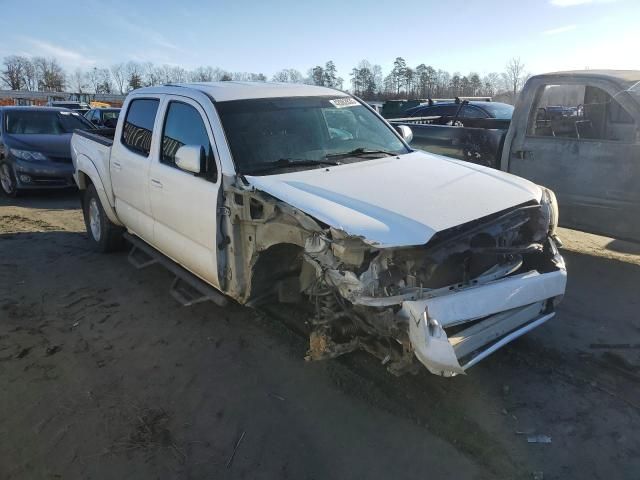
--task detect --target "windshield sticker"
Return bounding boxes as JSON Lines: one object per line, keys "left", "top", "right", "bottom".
{"left": 330, "top": 98, "right": 359, "bottom": 108}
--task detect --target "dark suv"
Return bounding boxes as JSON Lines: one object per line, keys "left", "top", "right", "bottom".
{"left": 0, "top": 107, "right": 93, "bottom": 196}
{"left": 404, "top": 101, "right": 514, "bottom": 125}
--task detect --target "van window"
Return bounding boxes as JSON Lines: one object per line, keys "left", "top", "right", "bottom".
{"left": 121, "top": 99, "right": 159, "bottom": 156}
{"left": 161, "top": 101, "right": 217, "bottom": 181}
{"left": 528, "top": 84, "right": 636, "bottom": 142}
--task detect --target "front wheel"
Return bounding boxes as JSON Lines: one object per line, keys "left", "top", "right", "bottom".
{"left": 83, "top": 184, "right": 124, "bottom": 252}
{"left": 0, "top": 162, "right": 19, "bottom": 197}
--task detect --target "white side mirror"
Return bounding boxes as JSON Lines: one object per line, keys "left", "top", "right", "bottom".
{"left": 396, "top": 125, "right": 413, "bottom": 144}
{"left": 175, "top": 145, "right": 203, "bottom": 174}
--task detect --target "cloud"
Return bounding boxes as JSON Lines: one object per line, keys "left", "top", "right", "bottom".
{"left": 22, "top": 37, "right": 96, "bottom": 67}
{"left": 550, "top": 0, "right": 618, "bottom": 6}
{"left": 542, "top": 24, "right": 578, "bottom": 35}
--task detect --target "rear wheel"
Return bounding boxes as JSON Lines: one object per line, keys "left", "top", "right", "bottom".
{"left": 83, "top": 184, "right": 124, "bottom": 252}
{"left": 0, "top": 162, "right": 18, "bottom": 197}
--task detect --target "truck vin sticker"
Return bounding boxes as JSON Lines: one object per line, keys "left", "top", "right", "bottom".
{"left": 330, "top": 98, "right": 359, "bottom": 108}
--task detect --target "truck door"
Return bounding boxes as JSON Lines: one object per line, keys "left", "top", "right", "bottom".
{"left": 506, "top": 80, "right": 640, "bottom": 241}
{"left": 148, "top": 96, "right": 221, "bottom": 288}
{"left": 111, "top": 97, "right": 160, "bottom": 243}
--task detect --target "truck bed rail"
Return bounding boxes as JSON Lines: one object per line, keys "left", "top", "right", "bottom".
{"left": 73, "top": 128, "right": 115, "bottom": 147}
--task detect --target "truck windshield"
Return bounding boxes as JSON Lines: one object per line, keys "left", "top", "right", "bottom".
{"left": 216, "top": 96, "right": 409, "bottom": 175}
{"left": 5, "top": 110, "right": 93, "bottom": 134}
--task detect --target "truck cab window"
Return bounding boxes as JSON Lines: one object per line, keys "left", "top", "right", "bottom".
{"left": 528, "top": 84, "right": 636, "bottom": 142}
{"left": 161, "top": 101, "right": 217, "bottom": 181}
{"left": 122, "top": 99, "right": 159, "bottom": 156}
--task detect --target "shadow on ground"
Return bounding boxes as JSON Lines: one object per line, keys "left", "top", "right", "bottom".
{"left": 0, "top": 189, "right": 80, "bottom": 210}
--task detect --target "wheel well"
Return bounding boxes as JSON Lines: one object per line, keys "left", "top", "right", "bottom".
{"left": 249, "top": 243, "right": 304, "bottom": 300}
{"left": 77, "top": 171, "right": 93, "bottom": 190}
{"left": 77, "top": 172, "right": 93, "bottom": 209}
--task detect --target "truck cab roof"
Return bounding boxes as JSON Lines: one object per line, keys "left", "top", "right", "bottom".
{"left": 133, "top": 81, "right": 349, "bottom": 102}
{"left": 533, "top": 70, "right": 640, "bottom": 88}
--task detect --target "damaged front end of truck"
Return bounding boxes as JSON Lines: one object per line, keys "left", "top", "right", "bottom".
{"left": 301, "top": 198, "right": 566, "bottom": 376}
{"left": 218, "top": 174, "right": 566, "bottom": 377}
{"left": 219, "top": 172, "right": 566, "bottom": 376}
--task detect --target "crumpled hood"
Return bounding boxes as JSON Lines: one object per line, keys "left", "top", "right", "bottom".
{"left": 246, "top": 150, "right": 542, "bottom": 248}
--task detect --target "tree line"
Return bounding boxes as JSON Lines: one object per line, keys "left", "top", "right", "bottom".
{"left": 1, "top": 54, "right": 528, "bottom": 102}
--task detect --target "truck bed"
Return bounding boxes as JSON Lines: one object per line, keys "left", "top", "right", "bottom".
{"left": 71, "top": 128, "right": 116, "bottom": 213}
{"left": 73, "top": 128, "right": 115, "bottom": 146}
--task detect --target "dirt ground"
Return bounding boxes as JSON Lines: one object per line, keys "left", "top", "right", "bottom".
{"left": 1, "top": 191, "right": 639, "bottom": 480}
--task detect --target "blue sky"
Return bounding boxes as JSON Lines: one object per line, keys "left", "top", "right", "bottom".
{"left": 0, "top": 0, "right": 637, "bottom": 78}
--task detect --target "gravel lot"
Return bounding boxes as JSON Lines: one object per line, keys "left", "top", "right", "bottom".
{"left": 1, "top": 191, "right": 639, "bottom": 480}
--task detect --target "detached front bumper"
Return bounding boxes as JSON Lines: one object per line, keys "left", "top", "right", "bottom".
{"left": 400, "top": 264, "right": 567, "bottom": 377}
{"left": 12, "top": 158, "right": 75, "bottom": 189}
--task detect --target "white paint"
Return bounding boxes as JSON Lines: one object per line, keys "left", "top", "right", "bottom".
{"left": 135, "top": 82, "right": 349, "bottom": 102}
{"left": 401, "top": 268, "right": 566, "bottom": 376}
{"left": 247, "top": 150, "right": 543, "bottom": 248}
{"left": 404, "top": 269, "right": 567, "bottom": 327}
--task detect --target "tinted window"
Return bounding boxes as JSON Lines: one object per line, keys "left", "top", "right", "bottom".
{"left": 481, "top": 102, "right": 514, "bottom": 119}
{"left": 461, "top": 106, "right": 487, "bottom": 118}
{"left": 5, "top": 110, "right": 93, "bottom": 134}
{"left": 161, "top": 102, "right": 217, "bottom": 181}
{"left": 427, "top": 105, "right": 459, "bottom": 117}
{"left": 103, "top": 110, "right": 119, "bottom": 121}
{"left": 122, "top": 99, "right": 159, "bottom": 156}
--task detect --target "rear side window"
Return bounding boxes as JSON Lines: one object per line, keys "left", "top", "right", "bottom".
{"left": 161, "top": 101, "right": 217, "bottom": 181}
{"left": 122, "top": 99, "right": 159, "bottom": 156}
{"left": 424, "top": 105, "right": 459, "bottom": 117}
{"left": 461, "top": 106, "right": 487, "bottom": 118}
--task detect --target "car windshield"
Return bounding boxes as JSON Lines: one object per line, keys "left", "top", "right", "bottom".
{"left": 216, "top": 96, "right": 409, "bottom": 175}
{"left": 480, "top": 102, "right": 514, "bottom": 119}
{"left": 5, "top": 110, "right": 93, "bottom": 134}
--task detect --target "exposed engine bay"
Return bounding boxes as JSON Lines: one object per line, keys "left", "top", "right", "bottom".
{"left": 220, "top": 176, "right": 566, "bottom": 377}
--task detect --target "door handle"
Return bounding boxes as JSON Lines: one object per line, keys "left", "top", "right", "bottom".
{"left": 150, "top": 178, "right": 163, "bottom": 189}
{"left": 112, "top": 161, "right": 122, "bottom": 170}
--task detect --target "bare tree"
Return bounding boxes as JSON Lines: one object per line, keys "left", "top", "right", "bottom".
{"left": 33, "top": 57, "right": 65, "bottom": 92}
{"left": 96, "top": 68, "right": 112, "bottom": 93}
{"left": 482, "top": 72, "right": 501, "bottom": 96}
{"left": 22, "top": 60, "right": 37, "bottom": 91}
{"left": 124, "top": 61, "right": 144, "bottom": 91}
{"left": 1, "top": 55, "right": 29, "bottom": 90}
{"left": 168, "top": 66, "right": 187, "bottom": 83}
{"left": 503, "top": 57, "right": 527, "bottom": 101}
{"left": 190, "top": 66, "right": 215, "bottom": 82}
{"left": 272, "top": 68, "right": 303, "bottom": 83}
{"left": 70, "top": 68, "right": 87, "bottom": 93}
{"left": 231, "top": 71, "right": 266, "bottom": 81}
{"left": 86, "top": 67, "right": 101, "bottom": 93}
{"left": 110, "top": 63, "right": 126, "bottom": 94}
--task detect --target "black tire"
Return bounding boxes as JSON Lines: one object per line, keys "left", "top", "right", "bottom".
{"left": 0, "top": 162, "right": 19, "bottom": 198}
{"left": 83, "top": 184, "right": 124, "bottom": 252}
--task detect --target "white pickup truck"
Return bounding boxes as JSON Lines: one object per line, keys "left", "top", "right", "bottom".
{"left": 71, "top": 82, "right": 566, "bottom": 377}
